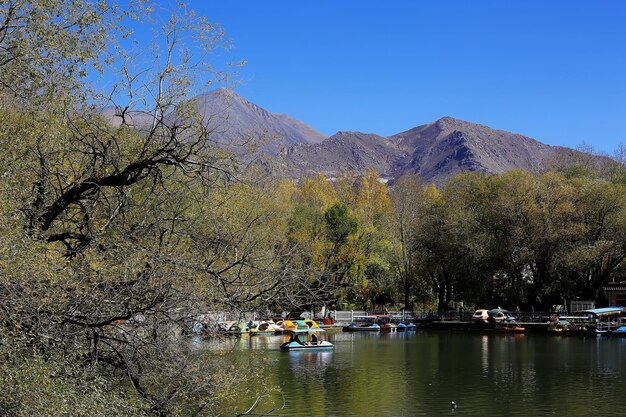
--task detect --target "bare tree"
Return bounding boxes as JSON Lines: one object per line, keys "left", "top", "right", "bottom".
{"left": 0, "top": 2, "right": 270, "bottom": 415}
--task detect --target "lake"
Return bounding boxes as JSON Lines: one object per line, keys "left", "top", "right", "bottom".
{"left": 199, "top": 330, "right": 626, "bottom": 416}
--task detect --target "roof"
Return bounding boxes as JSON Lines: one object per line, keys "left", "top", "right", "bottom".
{"left": 579, "top": 307, "right": 626, "bottom": 316}
{"left": 603, "top": 284, "right": 626, "bottom": 291}
{"left": 286, "top": 328, "right": 325, "bottom": 333}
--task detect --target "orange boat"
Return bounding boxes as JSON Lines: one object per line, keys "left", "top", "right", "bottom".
{"left": 494, "top": 322, "right": 526, "bottom": 333}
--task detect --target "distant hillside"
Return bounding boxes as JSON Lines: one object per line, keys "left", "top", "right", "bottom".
{"left": 102, "top": 90, "right": 608, "bottom": 184}
{"left": 283, "top": 131, "right": 404, "bottom": 178}
{"left": 281, "top": 116, "right": 569, "bottom": 184}
{"left": 193, "top": 88, "right": 326, "bottom": 149}
{"left": 388, "top": 117, "right": 559, "bottom": 184}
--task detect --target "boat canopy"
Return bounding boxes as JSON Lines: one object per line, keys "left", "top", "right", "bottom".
{"left": 558, "top": 316, "right": 590, "bottom": 321}
{"left": 578, "top": 307, "right": 626, "bottom": 317}
{"left": 303, "top": 319, "right": 320, "bottom": 329}
{"left": 285, "top": 328, "right": 325, "bottom": 333}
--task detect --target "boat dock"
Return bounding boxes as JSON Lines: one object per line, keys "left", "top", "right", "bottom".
{"left": 416, "top": 320, "right": 548, "bottom": 333}
{"left": 321, "top": 321, "right": 548, "bottom": 333}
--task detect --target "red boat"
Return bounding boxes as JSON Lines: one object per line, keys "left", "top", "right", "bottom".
{"left": 494, "top": 322, "right": 526, "bottom": 333}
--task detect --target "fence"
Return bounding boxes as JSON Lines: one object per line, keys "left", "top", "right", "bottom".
{"left": 195, "top": 309, "right": 559, "bottom": 326}
{"left": 331, "top": 310, "right": 419, "bottom": 323}
{"left": 329, "top": 310, "right": 558, "bottom": 323}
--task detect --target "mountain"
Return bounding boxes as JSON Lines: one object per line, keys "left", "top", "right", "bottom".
{"left": 283, "top": 131, "right": 403, "bottom": 178}
{"left": 193, "top": 88, "right": 326, "bottom": 148}
{"left": 101, "top": 90, "right": 602, "bottom": 184}
{"left": 387, "top": 117, "right": 558, "bottom": 184}
{"left": 98, "top": 106, "right": 154, "bottom": 129}
{"left": 280, "top": 116, "right": 573, "bottom": 184}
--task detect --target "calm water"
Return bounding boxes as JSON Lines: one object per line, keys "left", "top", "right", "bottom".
{"left": 199, "top": 331, "right": 626, "bottom": 416}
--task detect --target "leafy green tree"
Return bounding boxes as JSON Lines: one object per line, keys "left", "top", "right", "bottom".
{"left": 561, "top": 177, "right": 626, "bottom": 301}
{"left": 284, "top": 174, "right": 340, "bottom": 306}
{"left": 324, "top": 202, "right": 358, "bottom": 246}
{"left": 330, "top": 171, "right": 393, "bottom": 309}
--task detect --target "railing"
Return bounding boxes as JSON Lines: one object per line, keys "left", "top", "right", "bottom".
{"left": 330, "top": 310, "right": 560, "bottom": 323}
{"left": 331, "top": 310, "right": 416, "bottom": 323}
{"left": 195, "top": 309, "right": 563, "bottom": 326}
{"left": 597, "top": 321, "right": 622, "bottom": 332}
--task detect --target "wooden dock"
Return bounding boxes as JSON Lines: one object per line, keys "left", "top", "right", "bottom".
{"left": 322, "top": 320, "right": 549, "bottom": 333}
{"left": 416, "top": 320, "right": 548, "bottom": 333}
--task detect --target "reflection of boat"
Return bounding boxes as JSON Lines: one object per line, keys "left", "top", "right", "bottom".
{"left": 494, "top": 322, "right": 525, "bottom": 333}
{"left": 280, "top": 329, "right": 334, "bottom": 351}
{"left": 342, "top": 322, "right": 381, "bottom": 332}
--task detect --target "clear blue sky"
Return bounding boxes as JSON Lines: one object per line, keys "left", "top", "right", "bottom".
{"left": 192, "top": 1, "right": 626, "bottom": 154}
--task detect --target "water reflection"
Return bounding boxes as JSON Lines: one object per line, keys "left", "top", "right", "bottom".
{"left": 481, "top": 335, "right": 488, "bottom": 374}
{"left": 287, "top": 350, "right": 333, "bottom": 380}
{"left": 195, "top": 331, "right": 626, "bottom": 416}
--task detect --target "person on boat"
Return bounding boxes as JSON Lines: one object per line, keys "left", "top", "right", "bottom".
{"left": 311, "top": 334, "right": 318, "bottom": 345}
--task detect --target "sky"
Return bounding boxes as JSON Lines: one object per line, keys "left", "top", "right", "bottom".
{"left": 184, "top": 1, "right": 626, "bottom": 154}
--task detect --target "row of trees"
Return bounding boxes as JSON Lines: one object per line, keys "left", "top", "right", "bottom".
{"left": 1, "top": 1, "right": 624, "bottom": 415}
{"left": 269, "top": 167, "right": 626, "bottom": 314}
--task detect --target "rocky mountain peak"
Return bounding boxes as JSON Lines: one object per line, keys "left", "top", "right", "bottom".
{"left": 283, "top": 115, "right": 567, "bottom": 184}
{"left": 434, "top": 116, "right": 459, "bottom": 127}
{"left": 192, "top": 89, "right": 326, "bottom": 148}
{"left": 101, "top": 90, "right": 598, "bottom": 185}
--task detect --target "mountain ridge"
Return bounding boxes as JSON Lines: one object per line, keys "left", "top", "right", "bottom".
{"left": 385, "top": 116, "right": 558, "bottom": 183}
{"left": 194, "top": 88, "right": 327, "bottom": 147}
{"left": 192, "top": 90, "right": 604, "bottom": 184}
{"left": 102, "top": 89, "right": 603, "bottom": 184}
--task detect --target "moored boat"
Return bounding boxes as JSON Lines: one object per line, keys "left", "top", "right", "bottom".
{"left": 342, "top": 322, "right": 381, "bottom": 332}
{"left": 275, "top": 319, "right": 297, "bottom": 331}
{"left": 379, "top": 322, "right": 397, "bottom": 332}
{"left": 396, "top": 322, "right": 417, "bottom": 331}
{"left": 487, "top": 308, "right": 515, "bottom": 323}
{"left": 249, "top": 320, "right": 283, "bottom": 335}
{"left": 602, "top": 326, "right": 626, "bottom": 338}
{"left": 302, "top": 319, "right": 322, "bottom": 330}
{"left": 494, "top": 322, "right": 525, "bottom": 333}
{"left": 471, "top": 309, "right": 489, "bottom": 323}
{"left": 550, "top": 307, "right": 626, "bottom": 335}
{"left": 547, "top": 319, "right": 573, "bottom": 333}
{"left": 276, "top": 319, "right": 321, "bottom": 332}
